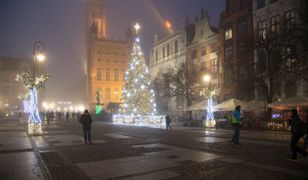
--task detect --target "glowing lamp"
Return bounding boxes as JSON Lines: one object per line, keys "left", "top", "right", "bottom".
{"left": 36, "top": 53, "right": 46, "bottom": 62}
{"left": 203, "top": 74, "right": 211, "bottom": 83}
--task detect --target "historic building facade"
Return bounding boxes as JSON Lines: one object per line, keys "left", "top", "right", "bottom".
{"left": 0, "top": 57, "right": 30, "bottom": 113}
{"left": 252, "top": 0, "right": 308, "bottom": 99}
{"left": 86, "top": 0, "right": 131, "bottom": 110}
{"left": 219, "top": 0, "right": 254, "bottom": 101}
{"left": 187, "top": 9, "right": 220, "bottom": 93}
{"left": 149, "top": 31, "right": 186, "bottom": 114}
{"left": 149, "top": 17, "right": 196, "bottom": 116}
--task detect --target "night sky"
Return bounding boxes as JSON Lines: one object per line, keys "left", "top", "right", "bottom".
{"left": 0, "top": 0, "right": 225, "bottom": 103}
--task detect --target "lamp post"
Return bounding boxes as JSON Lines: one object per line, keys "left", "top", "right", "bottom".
{"left": 29, "top": 41, "right": 46, "bottom": 134}
{"left": 33, "top": 41, "right": 46, "bottom": 79}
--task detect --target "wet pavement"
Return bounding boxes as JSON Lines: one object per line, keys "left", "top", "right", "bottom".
{"left": 0, "top": 117, "right": 307, "bottom": 179}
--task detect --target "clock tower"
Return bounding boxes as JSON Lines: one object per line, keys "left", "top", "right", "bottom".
{"left": 85, "top": 0, "right": 132, "bottom": 112}
{"left": 87, "top": 0, "right": 106, "bottom": 39}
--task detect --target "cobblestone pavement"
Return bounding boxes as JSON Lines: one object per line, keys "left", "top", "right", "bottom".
{"left": 1, "top": 118, "right": 308, "bottom": 179}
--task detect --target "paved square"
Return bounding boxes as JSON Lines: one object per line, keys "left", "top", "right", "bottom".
{"left": 0, "top": 152, "right": 42, "bottom": 180}
{"left": 0, "top": 132, "right": 32, "bottom": 151}
{"left": 77, "top": 143, "right": 222, "bottom": 179}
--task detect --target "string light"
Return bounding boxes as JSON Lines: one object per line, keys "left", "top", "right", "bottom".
{"left": 113, "top": 23, "right": 164, "bottom": 127}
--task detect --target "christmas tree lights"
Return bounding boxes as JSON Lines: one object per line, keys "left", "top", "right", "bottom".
{"left": 113, "top": 23, "right": 164, "bottom": 127}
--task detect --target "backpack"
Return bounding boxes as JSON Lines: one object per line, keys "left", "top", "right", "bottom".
{"left": 231, "top": 115, "right": 238, "bottom": 124}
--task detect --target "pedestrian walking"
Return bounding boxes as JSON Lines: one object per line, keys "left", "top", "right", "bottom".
{"left": 230, "top": 105, "right": 241, "bottom": 146}
{"left": 77, "top": 111, "right": 81, "bottom": 120}
{"left": 46, "top": 111, "right": 51, "bottom": 124}
{"left": 79, "top": 110, "right": 92, "bottom": 144}
{"left": 302, "top": 110, "right": 308, "bottom": 153}
{"left": 72, "top": 112, "right": 76, "bottom": 120}
{"left": 287, "top": 109, "right": 307, "bottom": 161}
{"left": 165, "top": 115, "right": 172, "bottom": 130}
{"left": 65, "top": 112, "right": 70, "bottom": 122}
{"left": 50, "top": 111, "right": 55, "bottom": 121}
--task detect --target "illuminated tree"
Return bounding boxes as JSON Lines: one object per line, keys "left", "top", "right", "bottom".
{"left": 16, "top": 70, "right": 49, "bottom": 134}
{"left": 121, "top": 23, "right": 157, "bottom": 115}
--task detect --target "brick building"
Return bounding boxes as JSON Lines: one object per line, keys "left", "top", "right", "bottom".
{"left": 219, "top": 0, "right": 254, "bottom": 101}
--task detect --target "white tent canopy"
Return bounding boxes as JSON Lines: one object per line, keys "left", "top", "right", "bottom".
{"left": 213, "top": 98, "right": 248, "bottom": 112}
{"left": 268, "top": 96, "right": 308, "bottom": 109}
{"left": 186, "top": 100, "right": 207, "bottom": 111}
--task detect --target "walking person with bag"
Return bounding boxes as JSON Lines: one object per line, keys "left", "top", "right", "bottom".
{"left": 287, "top": 109, "right": 307, "bottom": 161}
{"left": 230, "top": 106, "right": 241, "bottom": 146}
{"left": 79, "top": 110, "right": 93, "bottom": 144}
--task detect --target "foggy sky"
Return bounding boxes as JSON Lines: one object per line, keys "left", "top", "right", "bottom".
{"left": 0, "top": 0, "right": 225, "bottom": 103}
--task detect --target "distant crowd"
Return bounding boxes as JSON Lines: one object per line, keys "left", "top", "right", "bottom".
{"left": 42, "top": 111, "right": 82, "bottom": 123}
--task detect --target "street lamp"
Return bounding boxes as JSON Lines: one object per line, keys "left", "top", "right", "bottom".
{"left": 33, "top": 41, "right": 46, "bottom": 78}
{"left": 202, "top": 74, "right": 216, "bottom": 127}
{"left": 203, "top": 74, "right": 211, "bottom": 83}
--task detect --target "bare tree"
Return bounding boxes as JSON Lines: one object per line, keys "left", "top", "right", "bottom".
{"left": 153, "top": 61, "right": 202, "bottom": 115}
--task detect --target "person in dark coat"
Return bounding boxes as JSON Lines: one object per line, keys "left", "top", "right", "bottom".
{"left": 288, "top": 109, "right": 307, "bottom": 161}
{"left": 302, "top": 110, "right": 308, "bottom": 153}
{"left": 79, "top": 110, "right": 93, "bottom": 144}
{"left": 165, "top": 115, "right": 172, "bottom": 130}
{"left": 65, "top": 112, "right": 70, "bottom": 122}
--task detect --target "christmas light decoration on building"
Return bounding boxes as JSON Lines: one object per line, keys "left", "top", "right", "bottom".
{"left": 113, "top": 23, "right": 164, "bottom": 127}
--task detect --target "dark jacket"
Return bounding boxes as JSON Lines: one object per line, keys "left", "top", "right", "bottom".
{"left": 290, "top": 116, "right": 305, "bottom": 136}
{"left": 165, "top": 116, "right": 171, "bottom": 124}
{"left": 79, "top": 113, "right": 92, "bottom": 129}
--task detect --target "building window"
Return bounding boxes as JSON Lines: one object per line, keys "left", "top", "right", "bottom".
{"left": 176, "top": 96, "right": 184, "bottom": 110}
{"left": 256, "top": 0, "right": 265, "bottom": 9}
{"left": 285, "top": 47, "right": 296, "bottom": 69}
{"left": 114, "top": 88, "right": 119, "bottom": 100}
{"left": 211, "top": 58, "right": 218, "bottom": 72}
{"left": 191, "top": 49, "right": 197, "bottom": 59}
{"left": 114, "top": 69, "right": 118, "bottom": 81}
{"left": 237, "top": 19, "right": 248, "bottom": 35}
{"left": 225, "top": 28, "right": 232, "bottom": 40}
{"left": 155, "top": 50, "right": 158, "bottom": 61}
{"left": 201, "top": 61, "right": 206, "bottom": 71}
{"left": 106, "top": 88, "right": 111, "bottom": 100}
{"left": 106, "top": 68, "right": 110, "bottom": 81}
{"left": 96, "top": 68, "right": 102, "bottom": 81}
{"left": 270, "top": 15, "right": 280, "bottom": 33}
{"left": 167, "top": 44, "right": 170, "bottom": 56}
{"left": 285, "top": 10, "right": 296, "bottom": 32}
{"left": 210, "top": 42, "right": 218, "bottom": 52}
{"left": 174, "top": 40, "right": 178, "bottom": 53}
{"left": 162, "top": 47, "right": 166, "bottom": 58}
{"left": 122, "top": 70, "right": 126, "bottom": 81}
{"left": 224, "top": 46, "right": 233, "bottom": 62}
{"left": 257, "top": 20, "right": 266, "bottom": 39}
{"left": 201, "top": 46, "right": 206, "bottom": 56}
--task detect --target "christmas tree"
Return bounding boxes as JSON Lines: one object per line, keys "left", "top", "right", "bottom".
{"left": 121, "top": 23, "right": 157, "bottom": 115}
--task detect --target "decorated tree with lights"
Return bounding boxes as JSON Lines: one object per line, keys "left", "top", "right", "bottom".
{"left": 16, "top": 70, "right": 49, "bottom": 134}
{"left": 121, "top": 23, "right": 157, "bottom": 115}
